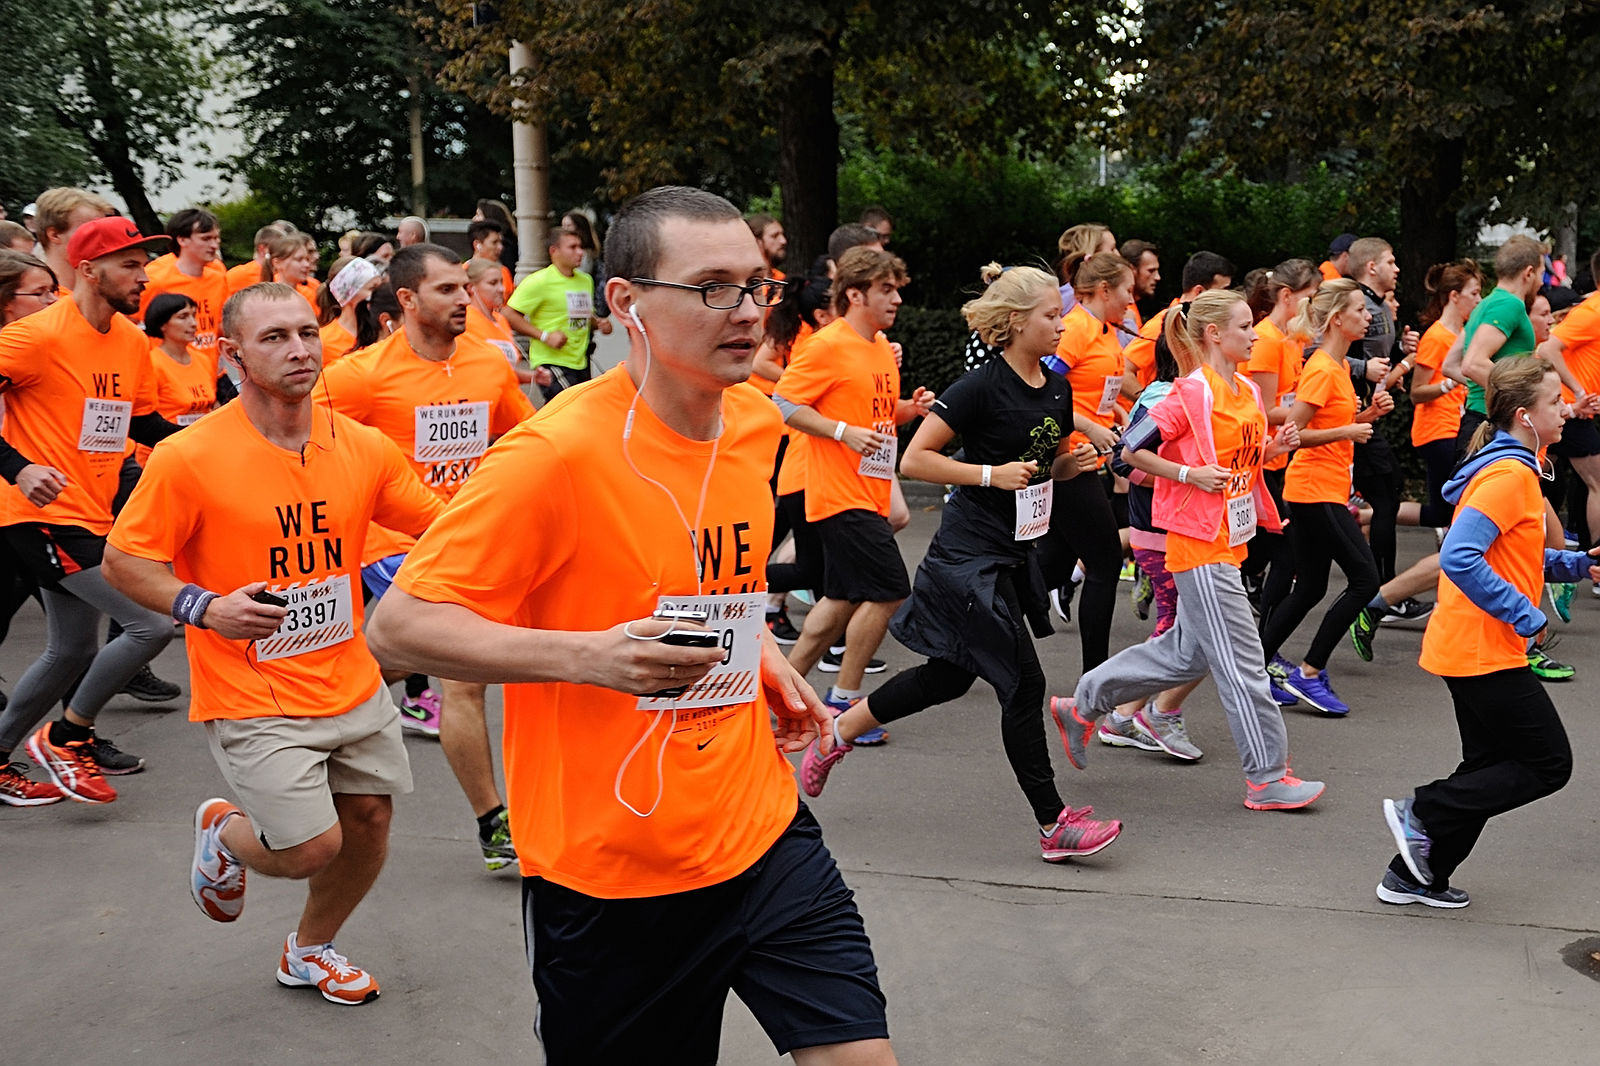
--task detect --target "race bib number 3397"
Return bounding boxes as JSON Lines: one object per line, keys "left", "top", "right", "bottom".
{"left": 637, "top": 592, "right": 765, "bottom": 711}
{"left": 255, "top": 574, "right": 355, "bottom": 662}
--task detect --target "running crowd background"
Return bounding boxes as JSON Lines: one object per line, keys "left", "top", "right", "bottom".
{"left": 0, "top": 179, "right": 1596, "bottom": 1060}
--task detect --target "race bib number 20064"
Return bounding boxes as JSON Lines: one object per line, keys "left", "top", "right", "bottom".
{"left": 637, "top": 591, "right": 765, "bottom": 711}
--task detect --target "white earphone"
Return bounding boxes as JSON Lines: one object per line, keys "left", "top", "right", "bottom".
{"left": 629, "top": 305, "right": 646, "bottom": 334}
{"left": 1522, "top": 413, "right": 1534, "bottom": 428}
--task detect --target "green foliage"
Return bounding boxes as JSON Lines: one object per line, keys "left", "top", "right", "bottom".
{"left": 207, "top": 193, "right": 288, "bottom": 267}
{"left": 890, "top": 306, "right": 974, "bottom": 401}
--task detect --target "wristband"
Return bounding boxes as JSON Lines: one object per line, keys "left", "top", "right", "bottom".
{"left": 173, "top": 583, "right": 218, "bottom": 629}
{"left": 981, "top": 464, "right": 992, "bottom": 488}
{"left": 538, "top": 330, "right": 548, "bottom": 345}
{"left": 1178, "top": 465, "right": 1190, "bottom": 485}
{"left": 1440, "top": 379, "right": 1455, "bottom": 394}
{"left": 833, "top": 421, "right": 847, "bottom": 441}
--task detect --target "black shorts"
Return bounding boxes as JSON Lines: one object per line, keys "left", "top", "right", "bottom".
{"left": 2, "top": 523, "right": 104, "bottom": 591}
{"left": 525, "top": 804, "right": 888, "bottom": 1063}
{"left": 816, "top": 508, "right": 911, "bottom": 603}
{"left": 1552, "top": 416, "right": 1600, "bottom": 459}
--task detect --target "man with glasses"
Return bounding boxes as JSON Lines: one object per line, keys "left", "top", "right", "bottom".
{"left": 859, "top": 206, "right": 893, "bottom": 247}
{"left": 504, "top": 228, "right": 611, "bottom": 401}
{"left": 366, "top": 186, "right": 896, "bottom": 1064}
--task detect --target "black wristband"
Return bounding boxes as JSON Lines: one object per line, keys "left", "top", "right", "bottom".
{"left": 173, "top": 583, "right": 218, "bottom": 628}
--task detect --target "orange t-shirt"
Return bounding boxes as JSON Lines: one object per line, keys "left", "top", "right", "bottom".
{"left": 317, "top": 328, "right": 536, "bottom": 563}
{"left": 1319, "top": 260, "right": 1341, "bottom": 282}
{"left": 226, "top": 260, "right": 263, "bottom": 294}
{"left": 1283, "top": 350, "right": 1357, "bottom": 505}
{"left": 1246, "top": 317, "right": 1303, "bottom": 472}
{"left": 108, "top": 402, "right": 442, "bottom": 721}
{"left": 136, "top": 254, "right": 230, "bottom": 362}
{"left": 775, "top": 317, "right": 899, "bottom": 522}
{"left": 295, "top": 277, "right": 320, "bottom": 308}
{"left": 1056, "top": 304, "right": 1127, "bottom": 469}
{"left": 319, "top": 319, "right": 357, "bottom": 364}
{"left": 1419, "top": 458, "right": 1545, "bottom": 676}
{"left": 394, "top": 366, "right": 796, "bottom": 898}
{"left": 1411, "top": 321, "right": 1463, "bottom": 447}
{"left": 1122, "top": 304, "right": 1173, "bottom": 394}
{"left": 772, "top": 323, "right": 818, "bottom": 498}
{"left": 464, "top": 304, "right": 523, "bottom": 366}
{"left": 0, "top": 294, "right": 158, "bottom": 534}
{"left": 137, "top": 345, "right": 219, "bottom": 464}
{"left": 1166, "top": 366, "right": 1268, "bottom": 572}
{"left": 1552, "top": 292, "right": 1600, "bottom": 398}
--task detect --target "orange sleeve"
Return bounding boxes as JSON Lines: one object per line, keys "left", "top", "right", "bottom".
{"left": 1247, "top": 335, "right": 1282, "bottom": 376}
{"left": 316, "top": 355, "right": 372, "bottom": 422}
{"left": 1553, "top": 300, "right": 1600, "bottom": 349}
{"left": 1460, "top": 463, "right": 1524, "bottom": 534}
{"left": 0, "top": 317, "right": 43, "bottom": 390}
{"left": 370, "top": 435, "right": 447, "bottom": 538}
{"left": 773, "top": 338, "right": 836, "bottom": 408}
{"left": 492, "top": 365, "right": 537, "bottom": 433}
{"left": 1296, "top": 358, "right": 1336, "bottom": 409}
{"left": 397, "top": 430, "right": 579, "bottom": 624}
{"left": 107, "top": 443, "right": 200, "bottom": 565}
{"left": 1415, "top": 326, "right": 1450, "bottom": 371}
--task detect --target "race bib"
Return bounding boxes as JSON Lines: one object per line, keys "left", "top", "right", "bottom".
{"left": 1281, "top": 391, "right": 1296, "bottom": 408}
{"left": 255, "top": 574, "right": 355, "bottom": 662}
{"left": 1227, "top": 491, "right": 1256, "bottom": 548}
{"left": 1097, "top": 374, "right": 1123, "bottom": 416}
{"left": 78, "top": 399, "right": 131, "bottom": 452}
{"left": 414, "top": 402, "right": 490, "bottom": 463}
{"left": 565, "top": 290, "right": 593, "bottom": 329}
{"left": 1014, "top": 479, "right": 1053, "bottom": 541}
{"left": 637, "top": 592, "right": 765, "bottom": 711}
{"left": 489, "top": 339, "right": 521, "bottom": 365}
{"left": 177, "top": 411, "right": 206, "bottom": 427}
{"left": 857, "top": 421, "right": 896, "bottom": 480}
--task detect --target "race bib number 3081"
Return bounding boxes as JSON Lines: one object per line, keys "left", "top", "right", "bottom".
{"left": 637, "top": 592, "right": 765, "bottom": 711}
{"left": 255, "top": 574, "right": 355, "bottom": 662}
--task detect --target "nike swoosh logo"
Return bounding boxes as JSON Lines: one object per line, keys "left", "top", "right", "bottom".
{"left": 697, "top": 737, "right": 715, "bottom": 751}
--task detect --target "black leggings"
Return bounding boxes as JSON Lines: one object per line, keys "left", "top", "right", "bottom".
{"left": 1038, "top": 471, "right": 1121, "bottom": 672}
{"left": 766, "top": 491, "right": 822, "bottom": 596}
{"left": 1416, "top": 438, "right": 1457, "bottom": 529}
{"left": 1395, "top": 668, "right": 1571, "bottom": 890}
{"left": 868, "top": 570, "right": 1062, "bottom": 825}
{"left": 1244, "top": 468, "right": 1292, "bottom": 603}
{"left": 769, "top": 435, "right": 790, "bottom": 552}
{"left": 1259, "top": 500, "right": 1380, "bottom": 670}
{"left": 1354, "top": 456, "right": 1400, "bottom": 584}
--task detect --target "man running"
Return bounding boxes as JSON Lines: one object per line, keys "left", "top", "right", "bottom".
{"left": 138, "top": 208, "right": 229, "bottom": 367}
{"left": 367, "top": 185, "right": 895, "bottom": 1062}
{"left": 32, "top": 187, "right": 115, "bottom": 292}
{"left": 103, "top": 281, "right": 443, "bottom": 1005}
{"left": 503, "top": 228, "right": 611, "bottom": 400}
{"left": 227, "top": 222, "right": 294, "bottom": 295}
{"left": 318, "top": 243, "right": 535, "bottom": 870}
{"left": 748, "top": 213, "right": 789, "bottom": 277}
{"left": 0, "top": 216, "right": 185, "bottom": 798}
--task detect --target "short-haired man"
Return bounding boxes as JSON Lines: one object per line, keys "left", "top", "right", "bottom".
{"left": 503, "top": 228, "right": 611, "bottom": 400}
{"left": 227, "top": 222, "right": 293, "bottom": 295}
{"left": 467, "top": 217, "right": 516, "bottom": 298}
{"left": 1119, "top": 238, "right": 1160, "bottom": 337}
{"left": 859, "top": 206, "right": 893, "bottom": 246}
{"left": 366, "top": 186, "right": 896, "bottom": 1063}
{"left": 32, "top": 187, "right": 116, "bottom": 292}
{"left": 1121, "top": 250, "right": 1234, "bottom": 395}
{"left": 1452, "top": 234, "right": 1546, "bottom": 447}
{"left": 103, "top": 282, "right": 443, "bottom": 1005}
{"left": 1321, "top": 232, "right": 1357, "bottom": 281}
{"left": 0, "top": 220, "right": 34, "bottom": 252}
{"left": 775, "top": 248, "right": 935, "bottom": 732}
{"left": 748, "top": 213, "right": 788, "bottom": 277}
{"left": 138, "top": 207, "right": 229, "bottom": 364}
{"left": 318, "top": 244, "right": 535, "bottom": 869}
{"left": 827, "top": 223, "right": 883, "bottom": 264}
{"left": 0, "top": 217, "right": 183, "bottom": 803}
{"left": 395, "top": 216, "right": 429, "bottom": 247}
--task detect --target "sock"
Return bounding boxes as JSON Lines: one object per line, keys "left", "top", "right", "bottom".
{"left": 289, "top": 932, "right": 331, "bottom": 957}
{"left": 1298, "top": 665, "right": 1319, "bottom": 679}
{"left": 404, "top": 673, "right": 430, "bottom": 699}
{"left": 476, "top": 804, "right": 506, "bottom": 840}
{"left": 1367, "top": 592, "right": 1390, "bottom": 610}
{"left": 829, "top": 643, "right": 846, "bottom": 655}
{"left": 50, "top": 718, "right": 91, "bottom": 746}
{"left": 1071, "top": 563, "right": 1085, "bottom": 584}
{"left": 1153, "top": 706, "right": 1181, "bottom": 718}
{"left": 830, "top": 686, "right": 863, "bottom": 702}
{"left": 1110, "top": 710, "right": 1134, "bottom": 724}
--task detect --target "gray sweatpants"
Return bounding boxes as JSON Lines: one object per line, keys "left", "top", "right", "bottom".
{"left": 1074, "top": 561, "right": 1288, "bottom": 785}
{"left": 0, "top": 565, "right": 173, "bottom": 753}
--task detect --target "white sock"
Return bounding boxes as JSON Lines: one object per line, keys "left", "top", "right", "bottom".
{"left": 1110, "top": 710, "right": 1134, "bottom": 724}
{"left": 830, "top": 686, "right": 863, "bottom": 702}
{"left": 288, "top": 932, "right": 329, "bottom": 956}
{"left": 1071, "top": 563, "right": 1085, "bottom": 584}
{"left": 1298, "top": 665, "right": 1318, "bottom": 679}
{"left": 829, "top": 644, "right": 846, "bottom": 655}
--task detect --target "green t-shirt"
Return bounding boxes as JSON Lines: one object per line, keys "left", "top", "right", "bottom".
{"left": 1462, "top": 286, "right": 1536, "bottom": 415}
{"left": 507, "top": 264, "right": 594, "bottom": 370}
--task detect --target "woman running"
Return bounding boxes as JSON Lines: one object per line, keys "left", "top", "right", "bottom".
{"left": 1051, "top": 290, "right": 1325, "bottom": 811}
{"left": 1259, "top": 280, "right": 1394, "bottom": 715}
{"left": 1381, "top": 356, "right": 1591, "bottom": 907}
{"left": 1407, "top": 261, "right": 1482, "bottom": 530}
{"left": 463, "top": 256, "right": 530, "bottom": 380}
{"left": 798, "top": 264, "right": 1123, "bottom": 861}
{"left": 1040, "top": 251, "right": 1132, "bottom": 671}
{"left": 315, "top": 255, "right": 384, "bottom": 363}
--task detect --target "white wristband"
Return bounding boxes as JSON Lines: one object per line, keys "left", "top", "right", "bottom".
{"left": 1440, "top": 379, "right": 1455, "bottom": 394}
{"left": 833, "top": 421, "right": 847, "bottom": 441}
{"left": 1178, "top": 465, "right": 1190, "bottom": 485}
{"left": 538, "top": 330, "right": 548, "bottom": 344}
{"left": 981, "top": 464, "right": 992, "bottom": 488}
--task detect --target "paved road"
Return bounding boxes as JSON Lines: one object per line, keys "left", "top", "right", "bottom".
{"left": 5, "top": 519, "right": 1598, "bottom": 1064}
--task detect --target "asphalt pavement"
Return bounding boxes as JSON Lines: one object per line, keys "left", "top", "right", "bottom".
{"left": 5, "top": 516, "right": 1599, "bottom": 1065}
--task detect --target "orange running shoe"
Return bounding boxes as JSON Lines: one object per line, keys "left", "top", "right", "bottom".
{"left": 191, "top": 798, "right": 246, "bottom": 922}
{"left": 0, "top": 761, "right": 64, "bottom": 806}
{"left": 277, "top": 936, "right": 381, "bottom": 1005}
{"left": 25, "top": 724, "right": 116, "bottom": 804}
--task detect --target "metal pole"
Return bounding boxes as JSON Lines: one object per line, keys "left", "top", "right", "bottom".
{"left": 407, "top": 73, "right": 427, "bottom": 215}
{"left": 509, "top": 40, "right": 549, "bottom": 282}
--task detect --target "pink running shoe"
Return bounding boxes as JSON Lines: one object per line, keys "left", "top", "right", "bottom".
{"left": 1040, "top": 805, "right": 1123, "bottom": 862}
{"left": 399, "top": 688, "right": 441, "bottom": 737}
{"left": 799, "top": 735, "right": 852, "bottom": 797}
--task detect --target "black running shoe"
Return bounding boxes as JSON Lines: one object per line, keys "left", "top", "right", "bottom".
{"left": 1378, "top": 597, "right": 1434, "bottom": 625}
{"left": 819, "top": 649, "right": 886, "bottom": 674}
{"left": 122, "top": 664, "right": 181, "bottom": 703}
{"left": 766, "top": 609, "right": 801, "bottom": 645}
{"left": 86, "top": 733, "right": 146, "bottom": 776}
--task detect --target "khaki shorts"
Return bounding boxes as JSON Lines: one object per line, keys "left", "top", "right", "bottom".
{"left": 203, "top": 684, "right": 413, "bottom": 850}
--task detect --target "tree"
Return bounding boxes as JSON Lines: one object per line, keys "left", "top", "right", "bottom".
{"left": 0, "top": 0, "right": 212, "bottom": 231}
{"left": 1123, "top": 1, "right": 1600, "bottom": 311}
{"left": 423, "top": 1, "right": 1122, "bottom": 270}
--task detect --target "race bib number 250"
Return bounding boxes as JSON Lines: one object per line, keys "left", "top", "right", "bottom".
{"left": 637, "top": 591, "right": 765, "bottom": 711}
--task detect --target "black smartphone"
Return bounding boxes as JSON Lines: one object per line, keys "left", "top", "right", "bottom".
{"left": 252, "top": 590, "right": 289, "bottom": 608}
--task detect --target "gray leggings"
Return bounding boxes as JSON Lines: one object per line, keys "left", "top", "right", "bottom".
{"left": 0, "top": 566, "right": 174, "bottom": 753}
{"left": 1074, "top": 562, "right": 1289, "bottom": 785}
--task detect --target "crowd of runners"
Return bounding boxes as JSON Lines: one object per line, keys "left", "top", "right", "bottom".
{"left": 0, "top": 181, "right": 1594, "bottom": 1062}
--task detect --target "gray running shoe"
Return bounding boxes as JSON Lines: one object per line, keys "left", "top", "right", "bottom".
{"left": 1134, "top": 707, "right": 1204, "bottom": 762}
{"left": 1049, "top": 696, "right": 1095, "bottom": 770}
{"left": 1096, "top": 713, "right": 1162, "bottom": 752}
{"left": 1244, "top": 773, "right": 1325, "bottom": 810}
{"left": 1375, "top": 868, "right": 1468, "bottom": 909}
{"left": 1383, "top": 797, "right": 1433, "bottom": 885}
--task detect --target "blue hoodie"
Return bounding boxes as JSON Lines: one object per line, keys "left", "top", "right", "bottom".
{"left": 1439, "top": 430, "right": 1592, "bottom": 637}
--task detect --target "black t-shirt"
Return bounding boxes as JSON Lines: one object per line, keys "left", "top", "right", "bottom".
{"left": 933, "top": 357, "right": 1073, "bottom": 535}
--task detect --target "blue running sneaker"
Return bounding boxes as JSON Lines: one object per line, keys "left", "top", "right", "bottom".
{"left": 1375, "top": 868, "right": 1467, "bottom": 909}
{"left": 1282, "top": 669, "right": 1350, "bottom": 715}
{"left": 826, "top": 689, "right": 885, "bottom": 745}
{"left": 1383, "top": 797, "right": 1434, "bottom": 886}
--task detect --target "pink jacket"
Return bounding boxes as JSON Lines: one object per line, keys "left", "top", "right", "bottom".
{"left": 1147, "top": 370, "right": 1284, "bottom": 542}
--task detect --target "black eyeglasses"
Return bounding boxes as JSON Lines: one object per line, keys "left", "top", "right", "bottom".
{"left": 629, "top": 277, "right": 787, "bottom": 309}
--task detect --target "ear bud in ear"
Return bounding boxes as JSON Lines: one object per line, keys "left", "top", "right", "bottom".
{"left": 628, "top": 306, "right": 646, "bottom": 334}
{"left": 1522, "top": 413, "right": 1534, "bottom": 428}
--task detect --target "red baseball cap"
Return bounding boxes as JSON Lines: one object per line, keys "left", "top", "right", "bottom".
{"left": 66, "top": 216, "right": 171, "bottom": 267}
